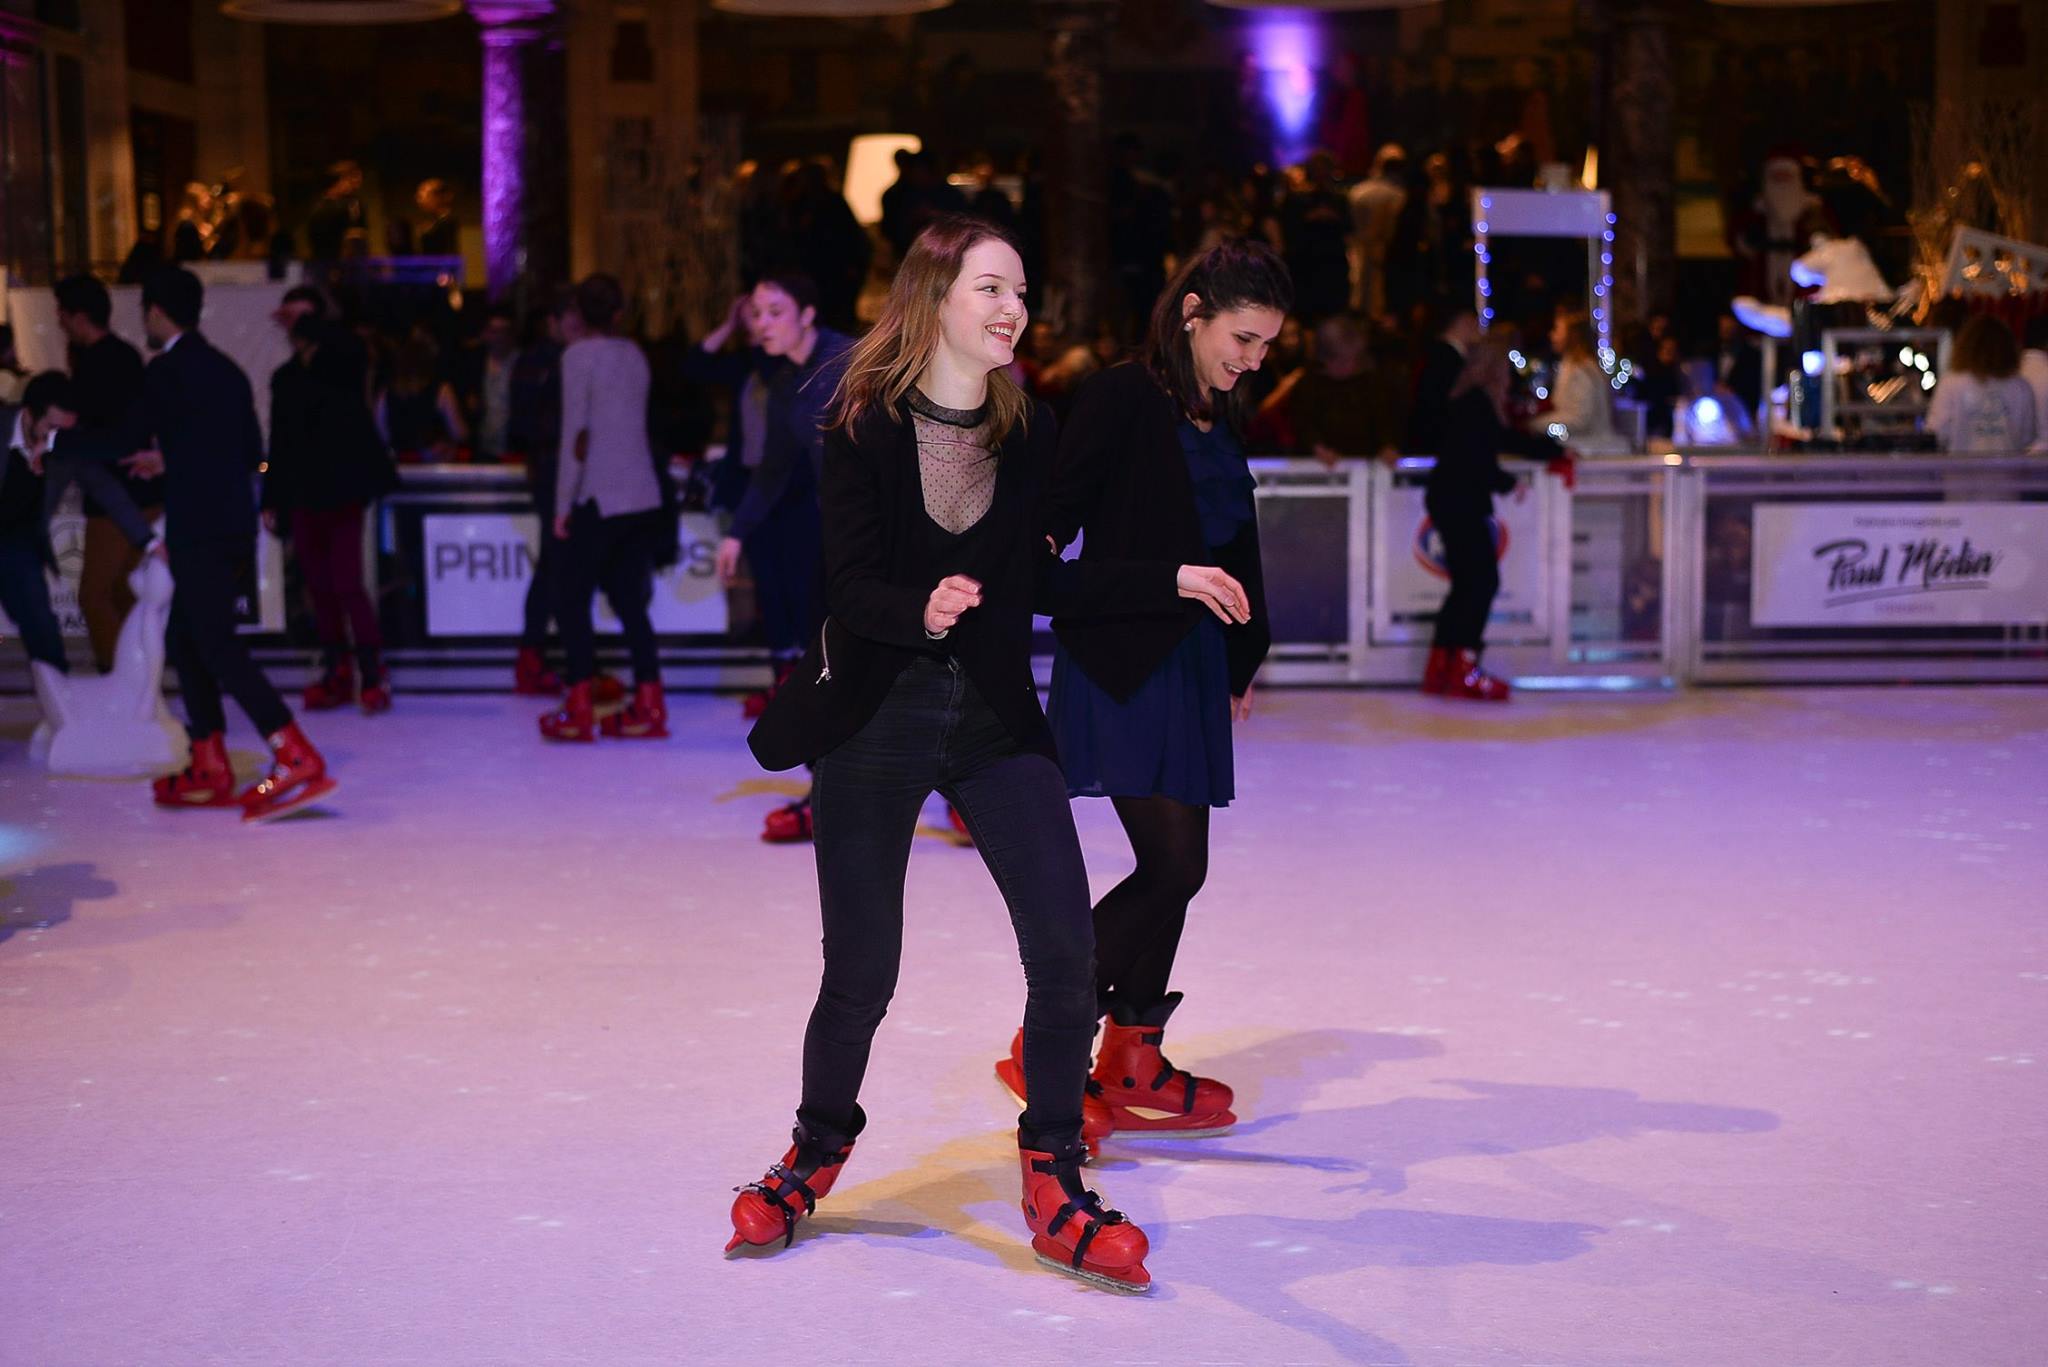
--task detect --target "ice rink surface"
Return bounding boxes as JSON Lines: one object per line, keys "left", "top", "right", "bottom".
{"left": 2, "top": 686, "right": 2043, "bottom": 1366}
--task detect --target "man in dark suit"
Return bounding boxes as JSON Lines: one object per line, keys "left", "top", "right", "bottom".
{"left": 53, "top": 274, "right": 155, "bottom": 672}
{"left": 2, "top": 374, "right": 157, "bottom": 673}
{"left": 129, "top": 267, "right": 336, "bottom": 822}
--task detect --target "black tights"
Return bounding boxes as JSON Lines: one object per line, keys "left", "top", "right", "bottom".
{"left": 1091, "top": 795, "right": 1209, "bottom": 1014}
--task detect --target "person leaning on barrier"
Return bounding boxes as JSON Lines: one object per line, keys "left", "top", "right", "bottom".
{"left": 1, "top": 373, "right": 159, "bottom": 675}
{"left": 1928, "top": 316, "right": 2036, "bottom": 455}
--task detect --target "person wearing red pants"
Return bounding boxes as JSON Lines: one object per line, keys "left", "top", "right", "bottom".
{"left": 729, "top": 217, "right": 1249, "bottom": 1291}
{"left": 132, "top": 268, "right": 335, "bottom": 823}
{"left": 263, "top": 309, "right": 398, "bottom": 713}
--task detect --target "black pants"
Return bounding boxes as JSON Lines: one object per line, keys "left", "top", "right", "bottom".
{"left": 167, "top": 538, "right": 292, "bottom": 740}
{"left": 0, "top": 533, "right": 66, "bottom": 671}
{"left": 1427, "top": 494, "right": 1500, "bottom": 652}
{"left": 745, "top": 496, "right": 822, "bottom": 659}
{"left": 802, "top": 656, "right": 1098, "bottom": 1150}
{"left": 521, "top": 482, "right": 557, "bottom": 652}
{"left": 555, "top": 501, "right": 658, "bottom": 686}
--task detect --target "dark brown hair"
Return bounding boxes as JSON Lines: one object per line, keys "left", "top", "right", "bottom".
{"left": 1949, "top": 314, "right": 2020, "bottom": 380}
{"left": 1141, "top": 237, "right": 1293, "bottom": 433}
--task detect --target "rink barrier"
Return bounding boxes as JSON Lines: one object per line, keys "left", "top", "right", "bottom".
{"left": 3, "top": 453, "right": 2044, "bottom": 692}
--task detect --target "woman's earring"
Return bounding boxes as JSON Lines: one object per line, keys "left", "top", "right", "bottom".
{"left": 1183, "top": 321, "right": 1194, "bottom": 333}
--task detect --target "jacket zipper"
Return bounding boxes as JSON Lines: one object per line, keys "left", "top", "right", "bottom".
{"left": 815, "top": 619, "right": 832, "bottom": 684}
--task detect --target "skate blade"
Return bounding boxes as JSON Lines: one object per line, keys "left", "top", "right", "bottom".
{"left": 1033, "top": 1251, "right": 1152, "bottom": 1295}
{"left": 1110, "top": 1106, "right": 1236, "bottom": 1138}
{"left": 241, "top": 777, "right": 338, "bottom": 824}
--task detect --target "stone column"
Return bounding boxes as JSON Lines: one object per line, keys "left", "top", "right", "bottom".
{"left": 1035, "top": 0, "right": 1116, "bottom": 343}
{"left": 1605, "top": 0, "right": 1675, "bottom": 331}
{"left": 471, "top": 0, "right": 568, "bottom": 303}
{"left": 0, "top": 2, "right": 51, "bottom": 284}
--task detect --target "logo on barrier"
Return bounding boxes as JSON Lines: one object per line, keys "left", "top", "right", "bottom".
{"left": 1412, "top": 517, "right": 1509, "bottom": 581}
{"left": 1752, "top": 503, "right": 2048, "bottom": 627}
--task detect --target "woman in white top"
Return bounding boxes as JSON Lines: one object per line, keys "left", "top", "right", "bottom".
{"left": 1928, "top": 315, "right": 2038, "bottom": 454}
{"left": 2017, "top": 316, "right": 2048, "bottom": 454}
{"left": 538, "top": 273, "right": 669, "bottom": 743}
{"left": 1538, "top": 313, "right": 1628, "bottom": 454}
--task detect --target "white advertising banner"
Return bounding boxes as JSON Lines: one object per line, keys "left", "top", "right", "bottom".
{"left": 423, "top": 511, "right": 728, "bottom": 637}
{"left": 1371, "top": 476, "right": 1551, "bottom": 643}
{"left": 1751, "top": 502, "right": 2048, "bottom": 627}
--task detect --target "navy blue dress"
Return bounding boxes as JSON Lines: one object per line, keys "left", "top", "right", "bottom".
{"left": 1049, "top": 419, "right": 1253, "bottom": 807}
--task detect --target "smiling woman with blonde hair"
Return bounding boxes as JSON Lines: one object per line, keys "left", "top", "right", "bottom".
{"left": 728, "top": 216, "right": 1248, "bottom": 1292}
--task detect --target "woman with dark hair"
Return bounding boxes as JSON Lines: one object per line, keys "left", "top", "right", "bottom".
{"left": 1422, "top": 340, "right": 1571, "bottom": 701}
{"left": 536, "top": 274, "right": 668, "bottom": 742}
{"left": 729, "top": 216, "right": 1248, "bottom": 1291}
{"left": 992, "top": 239, "right": 1286, "bottom": 1143}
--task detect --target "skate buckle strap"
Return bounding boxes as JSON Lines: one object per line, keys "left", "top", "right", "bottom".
{"left": 1030, "top": 1156, "right": 1127, "bottom": 1269}
{"left": 1146, "top": 1059, "right": 1198, "bottom": 1115}
{"left": 738, "top": 1163, "right": 820, "bottom": 1248}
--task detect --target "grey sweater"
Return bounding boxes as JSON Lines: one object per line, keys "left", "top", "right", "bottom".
{"left": 555, "top": 335, "right": 662, "bottom": 518}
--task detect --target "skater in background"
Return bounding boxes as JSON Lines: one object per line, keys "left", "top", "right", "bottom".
{"left": 729, "top": 216, "right": 1251, "bottom": 1292}
{"left": 1421, "top": 339, "right": 1573, "bottom": 701}
{"left": 995, "top": 239, "right": 1287, "bottom": 1143}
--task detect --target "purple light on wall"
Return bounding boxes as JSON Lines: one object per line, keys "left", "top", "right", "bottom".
{"left": 480, "top": 26, "right": 526, "bottom": 300}
{"left": 1249, "top": 14, "right": 1323, "bottom": 165}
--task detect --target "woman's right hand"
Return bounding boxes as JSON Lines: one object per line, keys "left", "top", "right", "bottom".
{"left": 924, "top": 574, "right": 982, "bottom": 636}
{"left": 1177, "top": 564, "right": 1251, "bottom": 624}
{"left": 704, "top": 293, "right": 750, "bottom": 350}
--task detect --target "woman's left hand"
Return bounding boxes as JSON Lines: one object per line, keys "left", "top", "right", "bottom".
{"left": 552, "top": 511, "right": 571, "bottom": 540}
{"left": 1231, "top": 684, "right": 1255, "bottom": 723}
{"left": 716, "top": 536, "right": 743, "bottom": 585}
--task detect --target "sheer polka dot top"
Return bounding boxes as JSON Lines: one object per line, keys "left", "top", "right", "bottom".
{"left": 908, "top": 389, "right": 997, "bottom": 535}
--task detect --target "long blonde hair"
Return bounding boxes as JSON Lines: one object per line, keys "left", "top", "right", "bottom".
{"left": 829, "top": 214, "right": 1030, "bottom": 444}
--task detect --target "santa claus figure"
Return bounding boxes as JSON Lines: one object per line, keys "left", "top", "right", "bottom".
{"left": 1731, "top": 147, "right": 1835, "bottom": 306}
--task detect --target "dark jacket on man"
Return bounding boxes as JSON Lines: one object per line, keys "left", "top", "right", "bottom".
{"left": 261, "top": 336, "right": 396, "bottom": 515}
{"left": 1040, "top": 361, "right": 1270, "bottom": 703}
{"left": 142, "top": 333, "right": 264, "bottom": 549}
{"left": 54, "top": 331, "right": 156, "bottom": 514}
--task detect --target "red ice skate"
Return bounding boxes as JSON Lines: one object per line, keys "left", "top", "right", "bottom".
{"left": 239, "top": 722, "right": 337, "bottom": 824}
{"left": 1443, "top": 648, "right": 1511, "bottom": 702}
{"left": 599, "top": 681, "right": 668, "bottom": 739}
{"left": 1090, "top": 993, "right": 1236, "bottom": 1136}
{"left": 761, "top": 798, "right": 813, "bottom": 843}
{"left": 1420, "top": 645, "right": 1453, "bottom": 695}
{"left": 151, "top": 732, "right": 239, "bottom": 808}
{"left": 538, "top": 681, "right": 596, "bottom": 742}
{"left": 993, "top": 1027, "right": 1117, "bottom": 1155}
{"left": 1017, "top": 1139, "right": 1151, "bottom": 1293}
{"left": 301, "top": 656, "right": 355, "bottom": 710}
{"left": 513, "top": 647, "right": 562, "bottom": 696}
{"left": 726, "top": 1109, "right": 863, "bottom": 1254}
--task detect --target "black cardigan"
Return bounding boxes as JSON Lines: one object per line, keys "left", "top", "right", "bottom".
{"left": 1424, "top": 389, "right": 1562, "bottom": 513}
{"left": 1041, "top": 362, "right": 1271, "bottom": 702}
{"left": 748, "top": 396, "right": 1180, "bottom": 772}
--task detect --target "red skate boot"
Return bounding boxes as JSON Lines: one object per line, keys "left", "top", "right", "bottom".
{"left": 151, "top": 732, "right": 239, "bottom": 808}
{"left": 599, "top": 681, "right": 668, "bottom": 739}
{"left": 1017, "top": 1138, "right": 1151, "bottom": 1293}
{"left": 538, "top": 681, "right": 596, "bottom": 742}
{"left": 946, "top": 803, "right": 975, "bottom": 845}
{"left": 239, "top": 722, "right": 338, "bottom": 824}
{"left": 726, "top": 1108, "right": 864, "bottom": 1254}
{"left": 590, "top": 673, "right": 627, "bottom": 706}
{"left": 761, "top": 798, "right": 813, "bottom": 843}
{"left": 741, "top": 658, "right": 799, "bottom": 720}
{"left": 1090, "top": 993, "right": 1236, "bottom": 1136}
{"left": 1420, "top": 645, "right": 1453, "bottom": 695}
{"left": 358, "top": 654, "right": 392, "bottom": 715}
{"left": 1445, "top": 648, "right": 1511, "bottom": 701}
{"left": 301, "top": 655, "right": 355, "bottom": 710}
{"left": 993, "top": 1027, "right": 1116, "bottom": 1155}
{"left": 513, "top": 647, "right": 562, "bottom": 696}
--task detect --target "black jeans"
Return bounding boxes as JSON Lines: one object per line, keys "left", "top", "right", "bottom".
{"left": 745, "top": 496, "right": 822, "bottom": 659}
{"left": 555, "top": 501, "right": 659, "bottom": 686}
{"left": 167, "top": 538, "right": 293, "bottom": 740}
{"left": 0, "top": 533, "right": 65, "bottom": 671}
{"left": 801, "top": 655, "right": 1098, "bottom": 1150}
{"left": 1427, "top": 494, "right": 1500, "bottom": 652}
{"left": 521, "top": 480, "right": 557, "bottom": 652}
